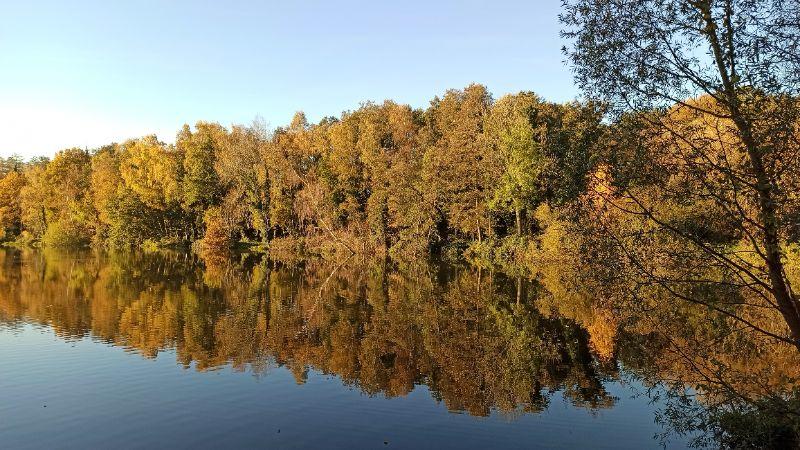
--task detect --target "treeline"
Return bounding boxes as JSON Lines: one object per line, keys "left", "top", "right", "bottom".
{"left": 0, "top": 84, "right": 606, "bottom": 260}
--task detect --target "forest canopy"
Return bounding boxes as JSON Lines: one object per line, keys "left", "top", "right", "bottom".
{"left": 0, "top": 86, "right": 607, "bottom": 260}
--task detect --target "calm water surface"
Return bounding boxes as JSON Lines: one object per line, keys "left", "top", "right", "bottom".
{"left": 0, "top": 249, "right": 692, "bottom": 449}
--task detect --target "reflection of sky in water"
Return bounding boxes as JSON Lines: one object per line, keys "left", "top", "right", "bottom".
{"left": 0, "top": 324, "right": 691, "bottom": 449}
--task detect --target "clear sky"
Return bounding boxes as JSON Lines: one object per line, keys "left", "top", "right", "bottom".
{"left": 0, "top": 0, "right": 576, "bottom": 158}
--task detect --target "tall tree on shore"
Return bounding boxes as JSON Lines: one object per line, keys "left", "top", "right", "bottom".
{"left": 562, "top": 0, "right": 800, "bottom": 348}
{"left": 90, "top": 144, "right": 122, "bottom": 243}
{"left": 119, "top": 136, "right": 182, "bottom": 211}
{"left": 118, "top": 136, "right": 184, "bottom": 241}
{"left": 215, "top": 120, "right": 271, "bottom": 241}
{"left": 19, "top": 149, "right": 94, "bottom": 246}
{"left": 422, "top": 84, "right": 499, "bottom": 244}
{"left": 0, "top": 170, "right": 26, "bottom": 241}
{"left": 179, "top": 123, "right": 225, "bottom": 238}
{"left": 265, "top": 112, "right": 309, "bottom": 237}
{"left": 486, "top": 92, "right": 544, "bottom": 236}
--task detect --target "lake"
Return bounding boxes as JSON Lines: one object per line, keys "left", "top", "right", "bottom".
{"left": 0, "top": 248, "right": 694, "bottom": 449}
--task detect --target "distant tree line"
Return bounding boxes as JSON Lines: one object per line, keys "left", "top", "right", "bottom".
{"left": 0, "top": 86, "right": 606, "bottom": 259}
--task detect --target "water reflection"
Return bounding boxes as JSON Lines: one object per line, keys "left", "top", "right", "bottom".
{"left": 5, "top": 248, "right": 799, "bottom": 447}
{"left": 0, "top": 248, "right": 617, "bottom": 417}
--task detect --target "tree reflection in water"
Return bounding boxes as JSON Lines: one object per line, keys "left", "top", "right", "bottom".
{"left": 1, "top": 247, "right": 797, "bottom": 446}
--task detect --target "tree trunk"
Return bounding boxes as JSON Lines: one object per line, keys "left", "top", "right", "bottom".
{"left": 727, "top": 100, "right": 800, "bottom": 347}
{"left": 699, "top": 5, "right": 800, "bottom": 348}
{"left": 476, "top": 199, "right": 482, "bottom": 244}
{"left": 743, "top": 135, "right": 800, "bottom": 347}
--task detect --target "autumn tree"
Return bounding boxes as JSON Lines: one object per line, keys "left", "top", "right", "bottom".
{"left": 422, "top": 84, "right": 499, "bottom": 244}
{"left": 290, "top": 114, "right": 340, "bottom": 240}
{"left": 562, "top": 0, "right": 800, "bottom": 347}
{"left": 90, "top": 144, "right": 158, "bottom": 246}
{"left": 264, "top": 112, "right": 309, "bottom": 237}
{"left": 178, "top": 122, "right": 224, "bottom": 238}
{"left": 215, "top": 120, "right": 271, "bottom": 241}
{"left": 325, "top": 109, "right": 367, "bottom": 228}
{"left": 322, "top": 101, "right": 425, "bottom": 251}
{"left": 0, "top": 155, "right": 24, "bottom": 177}
{"left": 118, "top": 136, "right": 184, "bottom": 242}
{"left": 18, "top": 149, "right": 94, "bottom": 246}
{"left": 18, "top": 161, "right": 49, "bottom": 239}
{"left": 90, "top": 144, "right": 121, "bottom": 243}
{"left": 0, "top": 170, "right": 26, "bottom": 241}
{"left": 199, "top": 206, "right": 231, "bottom": 256}
{"left": 379, "top": 102, "right": 428, "bottom": 255}
{"left": 119, "top": 136, "right": 182, "bottom": 210}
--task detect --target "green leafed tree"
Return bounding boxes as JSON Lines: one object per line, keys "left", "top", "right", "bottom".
{"left": 179, "top": 123, "right": 224, "bottom": 215}
{"left": 486, "top": 92, "right": 546, "bottom": 235}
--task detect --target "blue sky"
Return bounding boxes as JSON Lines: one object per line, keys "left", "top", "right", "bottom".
{"left": 0, "top": 0, "right": 576, "bottom": 158}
